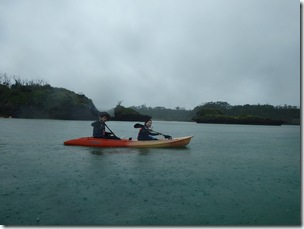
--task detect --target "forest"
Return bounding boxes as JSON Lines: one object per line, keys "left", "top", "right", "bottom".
{"left": 130, "top": 102, "right": 300, "bottom": 125}
{"left": 0, "top": 74, "right": 300, "bottom": 124}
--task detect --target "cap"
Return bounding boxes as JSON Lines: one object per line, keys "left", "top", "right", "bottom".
{"left": 99, "top": 112, "right": 111, "bottom": 119}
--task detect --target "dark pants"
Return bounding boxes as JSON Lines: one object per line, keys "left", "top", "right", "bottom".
{"left": 138, "top": 136, "right": 158, "bottom": 141}
{"left": 93, "top": 135, "right": 120, "bottom": 140}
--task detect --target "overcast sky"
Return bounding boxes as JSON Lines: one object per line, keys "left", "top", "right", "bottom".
{"left": 0, "top": 0, "right": 300, "bottom": 110}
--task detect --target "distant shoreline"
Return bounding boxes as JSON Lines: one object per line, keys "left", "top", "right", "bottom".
{"left": 0, "top": 116, "right": 300, "bottom": 126}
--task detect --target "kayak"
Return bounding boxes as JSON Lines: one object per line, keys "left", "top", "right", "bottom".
{"left": 64, "top": 136, "right": 193, "bottom": 148}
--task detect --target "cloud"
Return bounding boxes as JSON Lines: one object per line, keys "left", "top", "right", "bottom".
{"left": 0, "top": 0, "right": 300, "bottom": 110}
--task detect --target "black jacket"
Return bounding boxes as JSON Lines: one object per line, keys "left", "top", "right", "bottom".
{"left": 91, "top": 121, "right": 106, "bottom": 138}
{"left": 137, "top": 126, "right": 159, "bottom": 140}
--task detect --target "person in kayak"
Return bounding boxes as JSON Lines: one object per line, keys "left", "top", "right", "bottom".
{"left": 91, "top": 112, "right": 120, "bottom": 139}
{"left": 137, "top": 118, "right": 161, "bottom": 141}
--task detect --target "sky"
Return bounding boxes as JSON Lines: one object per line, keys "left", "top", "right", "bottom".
{"left": 0, "top": 0, "right": 300, "bottom": 110}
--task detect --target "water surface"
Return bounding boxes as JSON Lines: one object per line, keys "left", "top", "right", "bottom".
{"left": 0, "top": 119, "right": 300, "bottom": 225}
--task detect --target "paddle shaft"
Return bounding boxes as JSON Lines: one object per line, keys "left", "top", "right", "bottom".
{"left": 134, "top": 123, "right": 161, "bottom": 134}
{"left": 134, "top": 123, "right": 172, "bottom": 139}
{"left": 104, "top": 122, "right": 118, "bottom": 138}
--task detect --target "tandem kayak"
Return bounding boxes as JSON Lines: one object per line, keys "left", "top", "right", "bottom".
{"left": 64, "top": 136, "right": 193, "bottom": 148}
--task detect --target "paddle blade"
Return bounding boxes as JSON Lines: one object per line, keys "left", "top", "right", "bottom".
{"left": 134, "top": 123, "right": 144, "bottom": 128}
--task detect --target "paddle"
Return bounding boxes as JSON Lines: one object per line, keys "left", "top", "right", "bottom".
{"left": 134, "top": 123, "right": 172, "bottom": 139}
{"left": 90, "top": 105, "right": 120, "bottom": 139}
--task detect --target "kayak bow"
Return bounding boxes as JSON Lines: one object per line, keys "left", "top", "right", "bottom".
{"left": 64, "top": 136, "right": 193, "bottom": 148}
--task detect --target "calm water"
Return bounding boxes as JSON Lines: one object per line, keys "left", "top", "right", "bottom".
{"left": 0, "top": 118, "right": 300, "bottom": 225}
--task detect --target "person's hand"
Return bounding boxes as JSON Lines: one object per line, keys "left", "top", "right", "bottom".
{"left": 163, "top": 134, "right": 172, "bottom": 139}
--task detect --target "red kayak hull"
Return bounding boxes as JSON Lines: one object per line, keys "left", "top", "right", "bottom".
{"left": 64, "top": 136, "right": 193, "bottom": 148}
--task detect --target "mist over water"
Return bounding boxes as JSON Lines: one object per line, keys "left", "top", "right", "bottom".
{"left": 0, "top": 118, "right": 300, "bottom": 225}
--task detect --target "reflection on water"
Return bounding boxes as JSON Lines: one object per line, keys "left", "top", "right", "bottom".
{"left": 88, "top": 148, "right": 161, "bottom": 156}
{"left": 90, "top": 147, "right": 152, "bottom": 156}
{"left": 90, "top": 149, "right": 104, "bottom": 155}
{"left": 90, "top": 146, "right": 190, "bottom": 156}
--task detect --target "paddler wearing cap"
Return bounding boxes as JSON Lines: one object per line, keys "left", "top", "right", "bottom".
{"left": 91, "top": 112, "right": 120, "bottom": 139}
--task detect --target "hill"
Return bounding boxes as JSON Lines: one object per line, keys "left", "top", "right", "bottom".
{"left": 0, "top": 76, "right": 96, "bottom": 120}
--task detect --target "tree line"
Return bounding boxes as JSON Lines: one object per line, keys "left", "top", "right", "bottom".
{"left": 192, "top": 101, "right": 299, "bottom": 124}
{"left": 129, "top": 101, "right": 300, "bottom": 124}
{"left": 0, "top": 74, "right": 300, "bottom": 124}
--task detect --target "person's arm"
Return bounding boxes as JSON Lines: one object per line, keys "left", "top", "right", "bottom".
{"left": 147, "top": 128, "right": 160, "bottom": 136}
{"left": 91, "top": 121, "right": 98, "bottom": 127}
